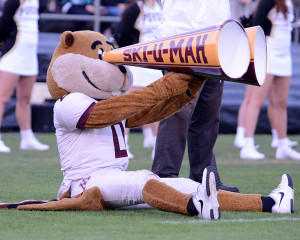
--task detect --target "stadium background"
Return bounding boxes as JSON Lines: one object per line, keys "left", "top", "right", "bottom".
{"left": 1, "top": 1, "right": 300, "bottom": 134}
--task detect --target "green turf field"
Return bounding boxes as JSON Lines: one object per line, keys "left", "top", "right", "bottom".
{"left": 0, "top": 133, "right": 299, "bottom": 240}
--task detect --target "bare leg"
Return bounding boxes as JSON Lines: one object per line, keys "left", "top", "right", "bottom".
{"left": 0, "top": 71, "right": 19, "bottom": 152}
{"left": 270, "top": 76, "right": 290, "bottom": 140}
{"left": 271, "top": 76, "right": 300, "bottom": 159}
{"left": 0, "top": 71, "right": 19, "bottom": 127}
{"left": 240, "top": 74, "right": 273, "bottom": 159}
{"left": 234, "top": 85, "right": 254, "bottom": 148}
{"left": 15, "top": 75, "right": 49, "bottom": 150}
{"left": 15, "top": 75, "right": 36, "bottom": 130}
{"left": 245, "top": 74, "right": 273, "bottom": 138}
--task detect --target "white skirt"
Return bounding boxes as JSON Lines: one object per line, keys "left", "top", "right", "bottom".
{"left": 0, "top": 31, "right": 38, "bottom": 76}
{"left": 129, "top": 66, "right": 163, "bottom": 88}
{"left": 266, "top": 35, "right": 292, "bottom": 77}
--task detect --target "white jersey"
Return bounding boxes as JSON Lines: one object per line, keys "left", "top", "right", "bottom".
{"left": 155, "top": 0, "right": 231, "bottom": 38}
{"left": 54, "top": 92, "right": 129, "bottom": 195}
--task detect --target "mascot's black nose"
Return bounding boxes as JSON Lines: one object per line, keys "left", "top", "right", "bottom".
{"left": 118, "top": 65, "right": 127, "bottom": 74}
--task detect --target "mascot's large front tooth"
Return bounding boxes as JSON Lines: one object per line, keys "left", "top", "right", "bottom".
{"left": 111, "top": 91, "right": 121, "bottom": 97}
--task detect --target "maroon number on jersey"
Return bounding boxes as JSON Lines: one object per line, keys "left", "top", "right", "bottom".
{"left": 111, "top": 122, "right": 128, "bottom": 158}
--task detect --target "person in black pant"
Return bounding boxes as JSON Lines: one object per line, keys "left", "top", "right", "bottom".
{"left": 152, "top": 78, "right": 240, "bottom": 192}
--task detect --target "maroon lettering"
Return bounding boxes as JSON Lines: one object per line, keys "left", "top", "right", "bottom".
{"left": 153, "top": 43, "right": 164, "bottom": 62}
{"left": 123, "top": 49, "right": 132, "bottom": 61}
{"left": 169, "top": 39, "right": 185, "bottom": 63}
{"left": 111, "top": 123, "right": 127, "bottom": 158}
{"left": 196, "top": 34, "right": 208, "bottom": 64}
{"left": 185, "top": 37, "right": 197, "bottom": 64}
{"left": 142, "top": 46, "right": 149, "bottom": 62}
{"left": 79, "top": 176, "right": 91, "bottom": 191}
{"left": 132, "top": 47, "right": 143, "bottom": 62}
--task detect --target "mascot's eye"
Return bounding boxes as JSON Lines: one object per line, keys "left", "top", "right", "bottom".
{"left": 98, "top": 48, "right": 104, "bottom": 60}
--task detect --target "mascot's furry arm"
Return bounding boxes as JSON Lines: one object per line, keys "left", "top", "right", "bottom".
{"left": 84, "top": 72, "right": 204, "bottom": 129}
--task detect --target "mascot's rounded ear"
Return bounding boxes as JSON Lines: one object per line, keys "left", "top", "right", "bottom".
{"left": 60, "top": 31, "right": 74, "bottom": 48}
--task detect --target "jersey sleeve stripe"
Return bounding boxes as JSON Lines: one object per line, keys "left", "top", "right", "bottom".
{"left": 76, "top": 102, "right": 96, "bottom": 129}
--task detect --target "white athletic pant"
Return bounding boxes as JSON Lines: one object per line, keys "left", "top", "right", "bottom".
{"left": 160, "top": 178, "right": 200, "bottom": 194}
{"left": 71, "top": 168, "right": 200, "bottom": 209}
{"left": 71, "top": 168, "right": 159, "bottom": 209}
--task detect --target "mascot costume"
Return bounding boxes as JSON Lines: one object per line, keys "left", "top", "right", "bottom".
{"left": 0, "top": 31, "right": 294, "bottom": 217}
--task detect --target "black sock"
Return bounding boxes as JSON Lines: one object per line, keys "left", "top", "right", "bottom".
{"left": 261, "top": 196, "right": 275, "bottom": 212}
{"left": 187, "top": 198, "right": 198, "bottom": 216}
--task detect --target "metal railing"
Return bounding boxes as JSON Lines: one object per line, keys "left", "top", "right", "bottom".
{"left": 39, "top": 0, "right": 120, "bottom": 32}
{"left": 0, "top": 0, "right": 120, "bottom": 32}
{"left": 39, "top": 13, "right": 120, "bottom": 32}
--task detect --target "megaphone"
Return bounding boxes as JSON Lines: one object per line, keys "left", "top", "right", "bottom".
{"left": 104, "top": 19, "right": 254, "bottom": 84}
{"left": 238, "top": 26, "right": 267, "bottom": 86}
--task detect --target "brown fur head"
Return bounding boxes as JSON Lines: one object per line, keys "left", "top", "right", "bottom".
{"left": 47, "top": 31, "right": 133, "bottom": 100}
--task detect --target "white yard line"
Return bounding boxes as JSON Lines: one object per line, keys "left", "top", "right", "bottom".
{"left": 159, "top": 217, "right": 300, "bottom": 224}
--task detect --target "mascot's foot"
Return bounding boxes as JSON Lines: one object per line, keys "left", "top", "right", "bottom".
{"left": 20, "top": 138, "right": 49, "bottom": 151}
{"left": 268, "top": 174, "right": 294, "bottom": 214}
{"left": 192, "top": 166, "right": 221, "bottom": 220}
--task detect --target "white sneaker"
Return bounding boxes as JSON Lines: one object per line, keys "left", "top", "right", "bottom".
{"left": 271, "top": 138, "right": 298, "bottom": 148}
{"left": 268, "top": 174, "right": 294, "bottom": 214}
{"left": 276, "top": 146, "right": 300, "bottom": 160}
{"left": 0, "top": 140, "right": 11, "bottom": 153}
{"left": 192, "top": 166, "right": 221, "bottom": 220}
{"left": 143, "top": 137, "right": 154, "bottom": 148}
{"left": 240, "top": 146, "right": 265, "bottom": 160}
{"left": 234, "top": 134, "right": 245, "bottom": 148}
{"left": 20, "top": 138, "right": 49, "bottom": 151}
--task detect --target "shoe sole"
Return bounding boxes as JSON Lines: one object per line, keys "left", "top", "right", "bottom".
{"left": 276, "top": 152, "right": 300, "bottom": 160}
{"left": 240, "top": 152, "right": 265, "bottom": 160}
{"left": 20, "top": 146, "right": 50, "bottom": 151}
{"left": 202, "top": 166, "right": 221, "bottom": 220}
{"left": 285, "top": 174, "right": 294, "bottom": 214}
{"left": 20, "top": 148, "right": 49, "bottom": 151}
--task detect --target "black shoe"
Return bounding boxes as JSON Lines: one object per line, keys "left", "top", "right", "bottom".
{"left": 219, "top": 182, "right": 240, "bottom": 193}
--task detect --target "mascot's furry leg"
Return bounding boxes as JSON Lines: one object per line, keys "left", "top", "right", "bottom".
{"left": 218, "top": 190, "right": 262, "bottom": 212}
{"left": 0, "top": 187, "right": 105, "bottom": 211}
{"left": 161, "top": 173, "right": 294, "bottom": 214}
{"left": 142, "top": 179, "right": 192, "bottom": 216}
